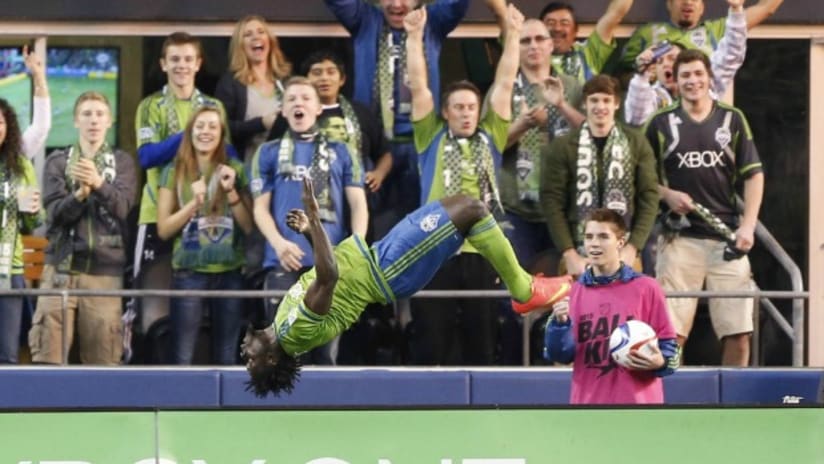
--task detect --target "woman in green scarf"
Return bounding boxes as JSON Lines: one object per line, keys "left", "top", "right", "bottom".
{"left": 0, "top": 98, "right": 42, "bottom": 363}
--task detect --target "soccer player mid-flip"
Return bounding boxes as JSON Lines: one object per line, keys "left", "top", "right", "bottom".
{"left": 242, "top": 177, "right": 571, "bottom": 396}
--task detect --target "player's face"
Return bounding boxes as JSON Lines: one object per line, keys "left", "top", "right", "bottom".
{"left": 442, "top": 89, "right": 480, "bottom": 138}
{"left": 380, "top": 0, "right": 419, "bottom": 29}
{"left": 161, "top": 43, "right": 202, "bottom": 90}
{"left": 519, "top": 21, "right": 552, "bottom": 70}
{"left": 241, "top": 19, "right": 270, "bottom": 65}
{"left": 676, "top": 59, "right": 711, "bottom": 104}
{"left": 584, "top": 220, "right": 625, "bottom": 275}
{"left": 191, "top": 110, "right": 222, "bottom": 156}
{"left": 242, "top": 326, "right": 280, "bottom": 378}
{"left": 74, "top": 100, "right": 112, "bottom": 145}
{"left": 584, "top": 92, "right": 619, "bottom": 130}
{"left": 307, "top": 59, "right": 345, "bottom": 105}
{"left": 667, "top": 0, "right": 705, "bottom": 29}
{"left": 542, "top": 8, "right": 577, "bottom": 54}
{"left": 656, "top": 46, "right": 682, "bottom": 94}
{"left": 283, "top": 83, "right": 323, "bottom": 132}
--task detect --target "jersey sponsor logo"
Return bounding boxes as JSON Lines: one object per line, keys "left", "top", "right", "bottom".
{"left": 676, "top": 150, "right": 726, "bottom": 168}
{"left": 578, "top": 311, "right": 633, "bottom": 377}
{"left": 715, "top": 126, "right": 731, "bottom": 148}
{"left": 419, "top": 213, "right": 441, "bottom": 233}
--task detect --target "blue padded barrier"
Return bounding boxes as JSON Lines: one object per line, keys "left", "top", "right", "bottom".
{"left": 0, "top": 368, "right": 221, "bottom": 409}
{"left": 470, "top": 369, "right": 571, "bottom": 405}
{"left": 720, "top": 369, "right": 824, "bottom": 405}
{"left": 663, "top": 369, "right": 720, "bottom": 404}
{"left": 220, "top": 368, "right": 471, "bottom": 407}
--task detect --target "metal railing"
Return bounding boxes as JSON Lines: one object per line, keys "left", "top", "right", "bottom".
{"left": 0, "top": 286, "right": 808, "bottom": 367}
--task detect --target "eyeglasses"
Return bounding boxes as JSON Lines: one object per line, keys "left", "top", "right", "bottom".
{"left": 519, "top": 35, "right": 550, "bottom": 46}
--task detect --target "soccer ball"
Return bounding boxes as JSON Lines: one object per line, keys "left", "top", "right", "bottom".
{"left": 608, "top": 320, "right": 658, "bottom": 368}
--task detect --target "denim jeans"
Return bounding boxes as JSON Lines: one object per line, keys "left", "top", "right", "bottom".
{"left": 0, "top": 275, "right": 26, "bottom": 363}
{"left": 168, "top": 269, "right": 244, "bottom": 365}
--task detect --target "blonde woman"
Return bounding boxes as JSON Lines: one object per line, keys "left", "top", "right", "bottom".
{"left": 157, "top": 107, "right": 253, "bottom": 365}
{"left": 215, "top": 15, "right": 292, "bottom": 161}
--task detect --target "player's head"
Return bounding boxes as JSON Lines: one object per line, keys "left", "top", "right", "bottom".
{"left": 519, "top": 19, "right": 553, "bottom": 70}
{"left": 302, "top": 50, "right": 347, "bottom": 105}
{"left": 380, "top": 0, "right": 420, "bottom": 29}
{"left": 441, "top": 80, "right": 483, "bottom": 138}
{"left": 282, "top": 76, "right": 323, "bottom": 133}
{"left": 582, "top": 75, "right": 621, "bottom": 130}
{"left": 73, "top": 91, "right": 113, "bottom": 146}
{"left": 673, "top": 49, "right": 713, "bottom": 104}
{"left": 229, "top": 15, "right": 292, "bottom": 83}
{"left": 540, "top": 2, "right": 577, "bottom": 54}
{"left": 160, "top": 32, "right": 203, "bottom": 90}
{"left": 667, "top": 0, "right": 705, "bottom": 29}
{"left": 241, "top": 325, "right": 302, "bottom": 397}
{"left": 583, "top": 208, "right": 627, "bottom": 270}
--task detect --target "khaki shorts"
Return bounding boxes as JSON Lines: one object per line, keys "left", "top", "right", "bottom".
{"left": 655, "top": 236, "right": 753, "bottom": 339}
{"left": 29, "top": 265, "right": 124, "bottom": 365}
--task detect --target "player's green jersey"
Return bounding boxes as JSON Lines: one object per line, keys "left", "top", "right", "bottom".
{"left": 273, "top": 235, "right": 391, "bottom": 356}
{"left": 135, "top": 88, "right": 226, "bottom": 224}
{"left": 621, "top": 18, "right": 727, "bottom": 70}
{"left": 551, "top": 31, "right": 616, "bottom": 85}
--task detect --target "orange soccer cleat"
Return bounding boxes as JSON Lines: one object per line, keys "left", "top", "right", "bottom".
{"left": 511, "top": 274, "right": 573, "bottom": 315}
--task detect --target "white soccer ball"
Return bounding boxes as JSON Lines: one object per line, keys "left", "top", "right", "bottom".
{"left": 608, "top": 319, "right": 658, "bottom": 368}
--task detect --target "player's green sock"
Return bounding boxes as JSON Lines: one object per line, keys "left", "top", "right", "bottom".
{"left": 466, "top": 214, "right": 532, "bottom": 302}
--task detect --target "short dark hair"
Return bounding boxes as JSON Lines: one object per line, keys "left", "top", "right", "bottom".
{"left": 441, "top": 80, "right": 482, "bottom": 110}
{"left": 161, "top": 31, "right": 203, "bottom": 59}
{"left": 539, "top": 2, "right": 576, "bottom": 24}
{"left": 244, "top": 343, "right": 302, "bottom": 398}
{"left": 673, "top": 48, "right": 714, "bottom": 81}
{"left": 582, "top": 74, "right": 621, "bottom": 98}
{"left": 301, "top": 49, "right": 346, "bottom": 78}
{"left": 586, "top": 208, "right": 627, "bottom": 237}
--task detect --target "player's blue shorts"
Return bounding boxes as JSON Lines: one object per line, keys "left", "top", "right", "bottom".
{"left": 372, "top": 201, "right": 463, "bottom": 299}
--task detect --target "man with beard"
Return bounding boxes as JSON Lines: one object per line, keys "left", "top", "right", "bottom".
{"left": 621, "top": 0, "right": 783, "bottom": 70}
{"left": 644, "top": 50, "right": 764, "bottom": 367}
{"left": 540, "top": 0, "right": 634, "bottom": 85}
{"left": 624, "top": 0, "right": 748, "bottom": 127}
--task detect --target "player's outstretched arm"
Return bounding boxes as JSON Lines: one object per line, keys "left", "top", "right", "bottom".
{"left": 295, "top": 177, "right": 338, "bottom": 316}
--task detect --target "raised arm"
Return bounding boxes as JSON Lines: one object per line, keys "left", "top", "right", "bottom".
{"left": 485, "top": 0, "right": 508, "bottom": 33}
{"left": 711, "top": 0, "right": 747, "bottom": 97}
{"left": 487, "top": 4, "right": 524, "bottom": 120}
{"left": 594, "top": 0, "right": 634, "bottom": 44}
{"left": 745, "top": 0, "right": 783, "bottom": 29}
{"left": 22, "top": 44, "right": 51, "bottom": 158}
{"left": 405, "top": 8, "right": 434, "bottom": 121}
{"left": 288, "top": 178, "right": 338, "bottom": 316}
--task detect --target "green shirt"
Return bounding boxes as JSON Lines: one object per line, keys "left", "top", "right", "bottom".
{"left": 159, "top": 158, "right": 248, "bottom": 273}
{"left": 551, "top": 31, "right": 616, "bottom": 85}
{"left": 621, "top": 18, "right": 727, "bottom": 71}
{"left": 273, "top": 235, "right": 390, "bottom": 356}
{"left": 7, "top": 158, "right": 42, "bottom": 272}
{"left": 135, "top": 89, "right": 226, "bottom": 225}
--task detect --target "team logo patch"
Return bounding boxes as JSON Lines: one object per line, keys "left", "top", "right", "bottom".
{"left": 250, "top": 178, "right": 264, "bottom": 194}
{"left": 690, "top": 29, "right": 707, "bottom": 49}
{"left": 289, "top": 283, "right": 305, "bottom": 299}
{"left": 138, "top": 127, "right": 154, "bottom": 141}
{"left": 516, "top": 150, "right": 532, "bottom": 180}
{"left": 606, "top": 189, "right": 628, "bottom": 216}
{"left": 419, "top": 213, "right": 441, "bottom": 233}
{"left": 715, "top": 126, "right": 731, "bottom": 148}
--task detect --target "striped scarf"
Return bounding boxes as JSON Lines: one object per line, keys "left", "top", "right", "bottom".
{"left": 0, "top": 168, "right": 19, "bottom": 289}
{"left": 442, "top": 129, "right": 503, "bottom": 217}
{"left": 277, "top": 130, "right": 337, "bottom": 223}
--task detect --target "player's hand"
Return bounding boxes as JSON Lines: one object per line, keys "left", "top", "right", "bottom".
{"left": 635, "top": 46, "right": 656, "bottom": 78}
{"left": 662, "top": 188, "right": 694, "bottom": 215}
{"left": 274, "top": 239, "right": 305, "bottom": 272}
{"left": 726, "top": 0, "right": 745, "bottom": 12}
{"left": 542, "top": 76, "right": 565, "bottom": 107}
{"left": 23, "top": 45, "right": 46, "bottom": 82}
{"left": 527, "top": 105, "right": 548, "bottom": 128}
{"left": 72, "top": 158, "right": 105, "bottom": 190}
{"left": 365, "top": 170, "right": 386, "bottom": 193}
{"left": 286, "top": 208, "right": 310, "bottom": 234}
{"left": 624, "top": 343, "right": 665, "bottom": 371}
{"left": 191, "top": 176, "right": 207, "bottom": 207}
{"left": 301, "top": 176, "right": 320, "bottom": 220}
{"left": 403, "top": 8, "right": 427, "bottom": 36}
{"left": 734, "top": 223, "right": 756, "bottom": 252}
{"left": 551, "top": 297, "right": 570, "bottom": 324}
